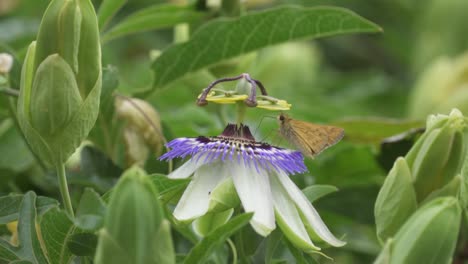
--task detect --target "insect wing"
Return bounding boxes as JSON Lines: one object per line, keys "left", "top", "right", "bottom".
{"left": 289, "top": 119, "right": 330, "bottom": 156}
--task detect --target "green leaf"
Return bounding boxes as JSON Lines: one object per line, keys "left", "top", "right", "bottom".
{"left": 98, "top": 0, "right": 127, "bottom": 30}
{"left": 68, "top": 146, "right": 122, "bottom": 192}
{"left": 75, "top": 188, "right": 106, "bottom": 231}
{"left": 283, "top": 238, "right": 318, "bottom": 264}
{"left": 0, "top": 192, "right": 49, "bottom": 263}
{"left": 264, "top": 230, "right": 283, "bottom": 264}
{"left": 302, "top": 185, "right": 338, "bottom": 203}
{"left": 67, "top": 233, "right": 97, "bottom": 257}
{"left": 237, "top": 225, "right": 263, "bottom": 258}
{"left": 332, "top": 118, "right": 424, "bottom": 145}
{"left": 184, "top": 212, "right": 253, "bottom": 264}
{"left": 0, "top": 194, "right": 58, "bottom": 224}
{"left": 149, "top": 174, "right": 190, "bottom": 203}
{"left": 81, "top": 146, "right": 122, "bottom": 180}
{"left": 0, "top": 120, "right": 34, "bottom": 173}
{"left": 40, "top": 207, "right": 80, "bottom": 264}
{"left": 150, "top": 5, "right": 381, "bottom": 91}
{"left": 193, "top": 209, "right": 234, "bottom": 236}
{"left": 102, "top": 4, "right": 206, "bottom": 43}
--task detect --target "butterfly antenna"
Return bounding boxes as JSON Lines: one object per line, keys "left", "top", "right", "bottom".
{"left": 253, "top": 115, "right": 276, "bottom": 137}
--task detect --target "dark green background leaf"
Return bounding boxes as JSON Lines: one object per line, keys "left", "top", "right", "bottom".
{"left": 184, "top": 213, "right": 253, "bottom": 264}
{"left": 0, "top": 192, "right": 49, "bottom": 263}
{"left": 151, "top": 5, "right": 381, "bottom": 91}
{"left": 98, "top": 0, "right": 127, "bottom": 30}
{"left": 149, "top": 174, "right": 190, "bottom": 203}
{"left": 67, "top": 232, "right": 97, "bottom": 257}
{"left": 302, "top": 185, "right": 338, "bottom": 203}
{"left": 332, "top": 118, "right": 424, "bottom": 145}
{"left": 40, "top": 207, "right": 79, "bottom": 264}
{"left": 0, "top": 194, "right": 58, "bottom": 224}
{"left": 102, "top": 4, "right": 206, "bottom": 43}
{"left": 75, "top": 188, "right": 106, "bottom": 231}
{"left": 0, "top": 120, "right": 34, "bottom": 173}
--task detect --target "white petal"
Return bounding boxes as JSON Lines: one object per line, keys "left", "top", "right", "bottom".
{"left": 168, "top": 157, "right": 205, "bottom": 179}
{"left": 270, "top": 172, "right": 320, "bottom": 251}
{"left": 230, "top": 161, "right": 275, "bottom": 236}
{"left": 274, "top": 169, "right": 346, "bottom": 247}
{"left": 173, "top": 161, "right": 228, "bottom": 220}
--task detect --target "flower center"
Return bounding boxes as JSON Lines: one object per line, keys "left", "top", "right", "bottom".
{"left": 160, "top": 124, "right": 307, "bottom": 175}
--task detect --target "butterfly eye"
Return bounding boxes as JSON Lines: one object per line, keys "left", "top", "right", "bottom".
{"left": 279, "top": 115, "right": 285, "bottom": 121}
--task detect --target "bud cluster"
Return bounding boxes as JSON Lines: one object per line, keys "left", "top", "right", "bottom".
{"left": 374, "top": 109, "right": 467, "bottom": 263}
{"left": 17, "top": 0, "right": 102, "bottom": 167}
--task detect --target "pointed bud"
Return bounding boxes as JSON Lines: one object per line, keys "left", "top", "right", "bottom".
{"left": 30, "top": 54, "right": 83, "bottom": 136}
{"left": 381, "top": 197, "right": 461, "bottom": 264}
{"left": 407, "top": 109, "right": 467, "bottom": 201}
{"left": 375, "top": 158, "right": 417, "bottom": 242}
{"left": 95, "top": 167, "right": 173, "bottom": 264}
{"left": 17, "top": 0, "right": 101, "bottom": 166}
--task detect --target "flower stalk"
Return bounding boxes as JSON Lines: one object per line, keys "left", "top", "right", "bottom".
{"left": 236, "top": 102, "right": 246, "bottom": 125}
{"left": 56, "top": 163, "right": 74, "bottom": 217}
{"left": 16, "top": 0, "right": 102, "bottom": 217}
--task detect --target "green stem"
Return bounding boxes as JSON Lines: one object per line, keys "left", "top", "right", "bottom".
{"left": 236, "top": 102, "right": 246, "bottom": 125}
{"left": 56, "top": 163, "right": 74, "bottom": 218}
{"left": 227, "top": 238, "right": 238, "bottom": 264}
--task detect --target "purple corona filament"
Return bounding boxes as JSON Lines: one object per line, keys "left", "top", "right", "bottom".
{"left": 160, "top": 124, "right": 307, "bottom": 175}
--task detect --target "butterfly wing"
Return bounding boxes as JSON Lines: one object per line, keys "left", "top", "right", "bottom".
{"left": 286, "top": 120, "right": 344, "bottom": 158}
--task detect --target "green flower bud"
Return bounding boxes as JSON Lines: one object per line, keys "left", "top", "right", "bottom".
{"left": 406, "top": 109, "right": 467, "bottom": 201}
{"left": 17, "top": 0, "right": 101, "bottom": 167}
{"left": 154, "top": 220, "right": 176, "bottom": 264}
{"left": 30, "top": 54, "right": 83, "bottom": 136}
{"left": 374, "top": 158, "right": 417, "bottom": 243}
{"left": 461, "top": 154, "right": 468, "bottom": 209}
{"left": 95, "top": 166, "right": 173, "bottom": 264}
{"left": 378, "top": 197, "right": 461, "bottom": 264}
{"left": 34, "top": 0, "right": 101, "bottom": 98}
{"left": 421, "top": 174, "right": 462, "bottom": 205}
{"left": 374, "top": 239, "right": 393, "bottom": 264}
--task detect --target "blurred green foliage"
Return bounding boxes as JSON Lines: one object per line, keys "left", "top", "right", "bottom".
{"left": 1, "top": 0, "right": 468, "bottom": 263}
